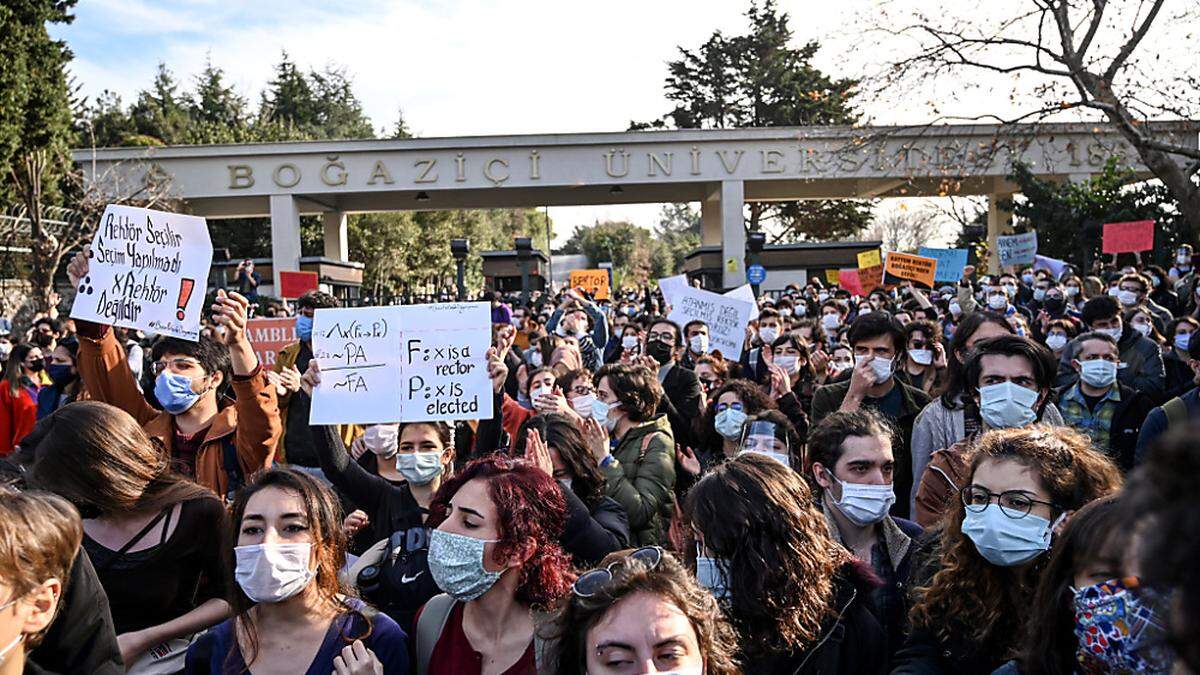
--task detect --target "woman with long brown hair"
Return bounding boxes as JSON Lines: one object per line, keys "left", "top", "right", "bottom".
{"left": 686, "top": 453, "right": 887, "bottom": 674}
{"left": 894, "top": 425, "right": 1123, "bottom": 674}
{"left": 27, "top": 401, "right": 227, "bottom": 672}
{"left": 185, "top": 468, "right": 410, "bottom": 673}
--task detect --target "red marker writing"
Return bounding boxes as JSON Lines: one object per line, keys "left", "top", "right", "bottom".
{"left": 176, "top": 278, "right": 195, "bottom": 320}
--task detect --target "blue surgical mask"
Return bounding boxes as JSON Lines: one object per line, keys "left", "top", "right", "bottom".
{"left": 979, "top": 381, "right": 1039, "bottom": 429}
{"left": 1079, "top": 359, "right": 1118, "bottom": 388}
{"left": 428, "top": 529, "right": 502, "bottom": 601}
{"left": 695, "top": 546, "right": 730, "bottom": 600}
{"left": 154, "top": 371, "right": 204, "bottom": 415}
{"left": 296, "top": 314, "right": 313, "bottom": 342}
{"left": 1175, "top": 333, "right": 1192, "bottom": 351}
{"left": 714, "top": 408, "right": 747, "bottom": 440}
{"left": 396, "top": 451, "right": 443, "bottom": 485}
{"left": 590, "top": 398, "right": 621, "bottom": 432}
{"left": 962, "top": 503, "right": 1060, "bottom": 567}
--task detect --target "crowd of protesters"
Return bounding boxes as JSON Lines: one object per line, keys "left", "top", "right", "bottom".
{"left": 1, "top": 244, "right": 1200, "bottom": 674}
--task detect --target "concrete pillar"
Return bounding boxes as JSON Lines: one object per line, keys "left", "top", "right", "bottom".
{"left": 704, "top": 181, "right": 745, "bottom": 290}
{"left": 986, "top": 192, "right": 1015, "bottom": 273}
{"left": 322, "top": 211, "right": 348, "bottom": 261}
{"left": 269, "top": 194, "right": 302, "bottom": 291}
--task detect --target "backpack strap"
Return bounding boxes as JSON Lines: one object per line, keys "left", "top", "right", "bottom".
{"left": 1163, "top": 396, "right": 1188, "bottom": 428}
{"left": 415, "top": 593, "right": 458, "bottom": 675}
{"left": 636, "top": 431, "right": 655, "bottom": 463}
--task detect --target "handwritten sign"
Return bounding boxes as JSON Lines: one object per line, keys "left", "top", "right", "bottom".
{"left": 309, "top": 302, "right": 493, "bottom": 424}
{"left": 71, "top": 205, "right": 212, "bottom": 341}
{"left": 667, "top": 287, "right": 754, "bottom": 361}
{"left": 723, "top": 284, "right": 760, "bottom": 321}
{"left": 246, "top": 318, "right": 297, "bottom": 368}
{"left": 918, "top": 247, "right": 968, "bottom": 283}
{"left": 569, "top": 269, "right": 610, "bottom": 300}
{"left": 1102, "top": 220, "right": 1155, "bottom": 254}
{"left": 996, "top": 231, "right": 1038, "bottom": 268}
{"left": 858, "top": 265, "right": 884, "bottom": 294}
{"left": 857, "top": 249, "right": 882, "bottom": 269}
{"left": 838, "top": 269, "right": 863, "bottom": 296}
{"left": 825, "top": 269, "right": 841, "bottom": 285}
{"left": 279, "top": 271, "right": 318, "bottom": 299}
{"left": 884, "top": 252, "right": 938, "bottom": 289}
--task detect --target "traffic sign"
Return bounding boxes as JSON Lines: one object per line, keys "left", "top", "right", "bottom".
{"left": 747, "top": 264, "right": 767, "bottom": 285}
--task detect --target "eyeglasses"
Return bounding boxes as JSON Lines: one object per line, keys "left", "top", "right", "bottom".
{"left": 962, "top": 485, "right": 1056, "bottom": 519}
{"left": 572, "top": 546, "right": 663, "bottom": 597}
{"left": 646, "top": 331, "right": 675, "bottom": 344}
{"left": 152, "top": 357, "right": 203, "bottom": 375}
{"left": 714, "top": 402, "right": 744, "bottom": 412}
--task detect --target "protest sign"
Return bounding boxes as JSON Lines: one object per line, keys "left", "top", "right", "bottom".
{"left": 569, "top": 269, "right": 611, "bottom": 300}
{"left": 245, "top": 317, "right": 297, "bottom": 368}
{"left": 667, "top": 287, "right": 754, "bottom": 361}
{"left": 1102, "top": 220, "right": 1155, "bottom": 254}
{"left": 918, "top": 247, "right": 968, "bottom": 283}
{"left": 825, "top": 269, "right": 841, "bottom": 285}
{"left": 279, "top": 271, "right": 318, "bottom": 299}
{"left": 309, "top": 302, "right": 493, "bottom": 424}
{"left": 857, "top": 249, "right": 882, "bottom": 269}
{"left": 1033, "top": 254, "right": 1069, "bottom": 280}
{"left": 71, "top": 205, "right": 212, "bottom": 341}
{"left": 884, "top": 252, "right": 938, "bottom": 289}
{"left": 996, "top": 231, "right": 1038, "bottom": 268}
{"left": 838, "top": 269, "right": 863, "bottom": 296}
{"left": 658, "top": 274, "right": 688, "bottom": 308}
{"left": 858, "top": 265, "right": 884, "bottom": 294}
{"left": 723, "top": 284, "right": 760, "bottom": 321}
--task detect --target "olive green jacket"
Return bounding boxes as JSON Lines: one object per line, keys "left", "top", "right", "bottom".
{"left": 603, "top": 415, "right": 676, "bottom": 546}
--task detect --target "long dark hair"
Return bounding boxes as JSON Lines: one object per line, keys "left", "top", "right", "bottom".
{"left": 515, "top": 413, "right": 605, "bottom": 505}
{"left": 5, "top": 343, "right": 37, "bottom": 397}
{"left": 1018, "top": 496, "right": 1126, "bottom": 675}
{"left": 698, "top": 379, "right": 778, "bottom": 457}
{"left": 939, "top": 311, "right": 1013, "bottom": 407}
{"left": 29, "top": 401, "right": 213, "bottom": 515}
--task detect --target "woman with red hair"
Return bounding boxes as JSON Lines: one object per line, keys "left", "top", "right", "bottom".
{"left": 413, "top": 454, "right": 574, "bottom": 675}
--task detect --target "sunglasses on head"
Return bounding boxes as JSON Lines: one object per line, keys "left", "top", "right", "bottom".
{"left": 572, "top": 546, "right": 663, "bottom": 598}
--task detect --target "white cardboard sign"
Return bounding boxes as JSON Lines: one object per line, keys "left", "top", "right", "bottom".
{"left": 71, "top": 205, "right": 212, "bottom": 341}
{"left": 309, "top": 302, "right": 494, "bottom": 424}
{"left": 667, "top": 286, "right": 754, "bottom": 362}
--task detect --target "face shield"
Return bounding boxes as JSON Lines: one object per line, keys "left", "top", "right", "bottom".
{"left": 738, "top": 420, "right": 792, "bottom": 468}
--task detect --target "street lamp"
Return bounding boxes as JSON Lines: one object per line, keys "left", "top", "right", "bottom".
{"left": 746, "top": 230, "right": 766, "bottom": 298}
{"left": 515, "top": 236, "right": 533, "bottom": 304}
{"left": 451, "top": 238, "right": 470, "bottom": 301}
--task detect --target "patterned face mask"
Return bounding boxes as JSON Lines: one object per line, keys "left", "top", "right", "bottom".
{"left": 1073, "top": 576, "right": 1173, "bottom": 674}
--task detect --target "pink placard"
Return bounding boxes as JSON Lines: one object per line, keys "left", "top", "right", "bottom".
{"left": 1102, "top": 220, "right": 1154, "bottom": 254}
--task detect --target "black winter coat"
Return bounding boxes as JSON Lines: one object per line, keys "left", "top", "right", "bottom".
{"left": 559, "top": 485, "right": 630, "bottom": 567}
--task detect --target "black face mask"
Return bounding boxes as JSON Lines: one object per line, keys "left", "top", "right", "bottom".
{"left": 34, "top": 333, "right": 54, "bottom": 349}
{"left": 25, "top": 360, "right": 45, "bottom": 373}
{"left": 646, "top": 340, "right": 674, "bottom": 365}
{"left": 1044, "top": 297, "right": 1065, "bottom": 313}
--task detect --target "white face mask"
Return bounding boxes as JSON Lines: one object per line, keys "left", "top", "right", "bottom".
{"left": 362, "top": 424, "right": 399, "bottom": 459}
{"left": 1078, "top": 359, "right": 1119, "bottom": 388}
{"left": 774, "top": 355, "right": 799, "bottom": 374}
{"left": 396, "top": 451, "right": 444, "bottom": 485}
{"left": 689, "top": 334, "right": 709, "bottom": 354}
{"left": 621, "top": 335, "right": 639, "bottom": 350}
{"left": 827, "top": 472, "right": 896, "bottom": 526}
{"left": 1132, "top": 322, "right": 1152, "bottom": 337}
{"left": 1178, "top": 253, "right": 1191, "bottom": 265}
{"left": 821, "top": 314, "right": 840, "bottom": 331}
{"left": 855, "top": 355, "right": 893, "bottom": 384}
{"left": 949, "top": 301, "right": 962, "bottom": 317}
{"left": 526, "top": 350, "right": 543, "bottom": 368}
{"left": 569, "top": 393, "right": 595, "bottom": 417}
{"left": 758, "top": 327, "right": 779, "bottom": 344}
{"left": 1045, "top": 334, "right": 1068, "bottom": 351}
{"left": 909, "top": 349, "right": 933, "bottom": 366}
{"left": 987, "top": 294, "right": 1008, "bottom": 310}
{"left": 1065, "top": 286, "right": 1080, "bottom": 297}
{"left": 1096, "top": 326, "right": 1123, "bottom": 342}
{"left": 234, "top": 543, "right": 316, "bottom": 603}
{"left": 531, "top": 385, "right": 551, "bottom": 401}
{"left": 1117, "top": 290, "right": 1139, "bottom": 307}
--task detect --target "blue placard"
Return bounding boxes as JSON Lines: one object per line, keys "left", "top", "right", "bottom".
{"left": 747, "top": 264, "right": 767, "bottom": 285}
{"left": 918, "top": 247, "right": 968, "bottom": 283}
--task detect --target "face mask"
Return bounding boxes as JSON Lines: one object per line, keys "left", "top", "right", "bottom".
{"left": 0, "top": 344, "right": 9, "bottom": 360}
{"left": 1107, "top": 286, "right": 1121, "bottom": 298}
{"left": 1132, "top": 322, "right": 1151, "bottom": 337}
{"left": 1072, "top": 577, "right": 1172, "bottom": 674}
{"left": 363, "top": 424, "right": 399, "bottom": 459}
{"left": 621, "top": 335, "right": 639, "bottom": 350}
{"left": 570, "top": 393, "right": 595, "bottom": 417}
{"left": 154, "top": 371, "right": 205, "bottom": 415}
{"left": 591, "top": 398, "right": 621, "bottom": 432}
{"left": 779, "top": 308, "right": 792, "bottom": 317}
{"left": 25, "top": 359, "right": 45, "bottom": 373}
{"left": 1079, "top": 359, "right": 1118, "bottom": 388}
{"left": 774, "top": 355, "right": 798, "bottom": 374}
{"left": 827, "top": 473, "right": 895, "bottom": 526}
{"left": 987, "top": 294, "right": 1008, "bottom": 310}
{"left": 1044, "top": 297, "right": 1065, "bottom": 313}
{"left": 234, "top": 543, "right": 316, "bottom": 603}
{"left": 526, "top": 350, "right": 543, "bottom": 368}
{"left": 909, "top": 349, "right": 932, "bottom": 366}
{"left": 758, "top": 327, "right": 779, "bottom": 344}
{"left": 695, "top": 549, "right": 730, "bottom": 600}
{"left": 743, "top": 449, "right": 791, "bottom": 467}
{"left": 0, "top": 632, "right": 23, "bottom": 664}
{"left": 1149, "top": 275, "right": 1160, "bottom": 287}
{"left": 979, "top": 381, "right": 1039, "bottom": 429}
{"left": 1032, "top": 288, "right": 1046, "bottom": 301}
{"left": 295, "top": 314, "right": 313, "bottom": 342}
{"left": 1175, "top": 332, "right": 1191, "bottom": 351}
{"left": 832, "top": 359, "right": 853, "bottom": 372}
{"left": 1117, "top": 290, "right": 1139, "bottom": 307}
{"left": 688, "top": 334, "right": 709, "bottom": 354}
{"left": 821, "top": 314, "right": 840, "bottom": 331}
{"left": 818, "top": 292, "right": 829, "bottom": 302}
{"left": 949, "top": 301, "right": 962, "bottom": 317}
{"left": 855, "top": 355, "right": 893, "bottom": 384}
{"left": 557, "top": 477, "right": 573, "bottom": 493}
{"left": 714, "top": 408, "right": 747, "bottom": 440}
{"left": 1178, "top": 253, "right": 1191, "bottom": 265}
{"left": 396, "top": 451, "right": 444, "bottom": 485}
{"left": 646, "top": 340, "right": 673, "bottom": 365}
{"left": 530, "top": 385, "right": 551, "bottom": 402}
{"left": 1021, "top": 273, "right": 1034, "bottom": 284}
{"left": 1095, "top": 326, "right": 1122, "bottom": 342}
{"left": 428, "top": 529, "right": 502, "bottom": 601}
{"left": 1045, "top": 334, "right": 1068, "bottom": 351}
{"left": 47, "top": 363, "right": 75, "bottom": 387}
{"left": 962, "top": 504, "right": 1058, "bottom": 567}
{"left": 1065, "top": 286, "right": 1080, "bottom": 297}
{"left": 1002, "top": 284, "right": 1017, "bottom": 298}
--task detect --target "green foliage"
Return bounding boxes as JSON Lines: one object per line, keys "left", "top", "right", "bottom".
{"left": 1006, "top": 158, "right": 1188, "bottom": 269}
{"left": 654, "top": 203, "right": 701, "bottom": 273}
{"left": 631, "top": 0, "right": 869, "bottom": 242}
{"left": 561, "top": 219, "right": 677, "bottom": 287}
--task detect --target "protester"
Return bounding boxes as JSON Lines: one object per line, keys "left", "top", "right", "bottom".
{"left": 68, "top": 251, "right": 281, "bottom": 498}
{"left": 547, "top": 290, "right": 609, "bottom": 373}
{"left": 540, "top": 547, "right": 740, "bottom": 675}
{"left": 0, "top": 344, "right": 41, "bottom": 456}
{"left": 643, "top": 318, "right": 704, "bottom": 449}
{"left": 36, "top": 337, "right": 81, "bottom": 419}
{"left": 185, "top": 468, "right": 408, "bottom": 673}
{"left": 764, "top": 331, "right": 818, "bottom": 426}
{"left": 29, "top": 401, "right": 228, "bottom": 670}
{"left": 893, "top": 319, "right": 946, "bottom": 395}
{"left": 1136, "top": 330, "right": 1200, "bottom": 458}
{"left": 693, "top": 354, "right": 728, "bottom": 400}
{"left": 1056, "top": 295, "right": 1165, "bottom": 401}
{"left": 896, "top": 426, "right": 1122, "bottom": 674}
{"left": 687, "top": 453, "right": 888, "bottom": 673}
{"left": 808, "top": 410, "right": 922, "bottom": 656}
{"left": 737, "top": 410, "right": 804, "bottom": 470}
{"left": 414, "top": 455, "right": 572, "bottom": 675}
{"left": 1058, "top": 331, "right": 1155, "bottom": 471}
{"left": 693, "top": 379, "right": 778, "bottom": 473}
{"left": 233, "top": 259, "right": 260, "bottom": 306}
{"left": 681, "top": 319, "right": 709, "bottom": 369}
{"left": 272, "top": 289, "right": 338, "bottom": 471}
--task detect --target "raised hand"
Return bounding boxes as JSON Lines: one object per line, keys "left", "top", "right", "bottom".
{"left": 581, "top": 417, "right": 610, "bottom": 464}
{"left": 676, "top": 445, "right": 701, "bottom": 476}
{"left": 524, "top": 428, "right": 555, "bottom": 476}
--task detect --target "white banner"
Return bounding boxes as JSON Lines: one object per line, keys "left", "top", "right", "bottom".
{"left": 667, "top": 286, "right": 754, "bottom": 362}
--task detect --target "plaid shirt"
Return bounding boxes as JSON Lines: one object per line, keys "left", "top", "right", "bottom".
{"left": 1059, "top": 383, "right": 1121, "bottom": 452}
